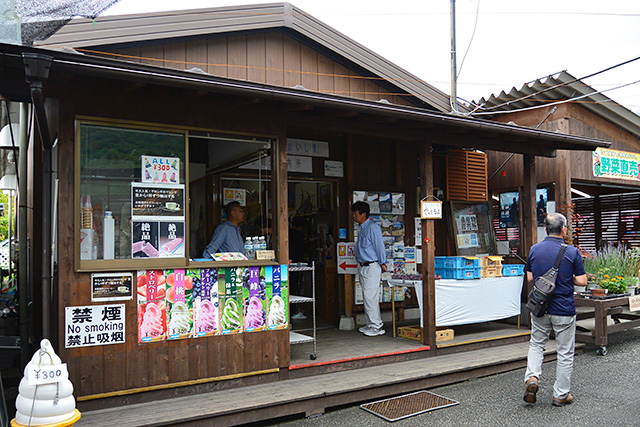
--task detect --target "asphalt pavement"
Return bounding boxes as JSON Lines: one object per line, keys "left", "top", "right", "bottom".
{"left": 270, "top": 327, "right": 640, "bottom": 427}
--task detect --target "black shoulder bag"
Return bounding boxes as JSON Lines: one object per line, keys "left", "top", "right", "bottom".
{"left": 526, "top": 244, "right": 567, "bottom": 317}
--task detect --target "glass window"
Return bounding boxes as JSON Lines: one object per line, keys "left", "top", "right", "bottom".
{"left": 79, "top": 122, "right": 186, "bottom": 262}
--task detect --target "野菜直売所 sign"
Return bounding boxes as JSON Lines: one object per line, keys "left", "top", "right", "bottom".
{"left": 593, "top": 147, "right": 640, "bottom": 181}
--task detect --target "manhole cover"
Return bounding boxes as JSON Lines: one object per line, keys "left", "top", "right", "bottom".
{"left": 360, "top": 390, "right": 459, "bottom": 422}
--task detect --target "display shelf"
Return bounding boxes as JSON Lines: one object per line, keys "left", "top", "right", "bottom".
{"left": 289, "top": 331, "right": 315, "bottom": 345}
{"left": 289, "top": 261, "right": 317, "bottom": 360}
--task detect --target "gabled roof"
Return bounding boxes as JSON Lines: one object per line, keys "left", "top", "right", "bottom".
{"left": 36, "top": 2, "right": 454, "bottom": 112}
{"left": 476, "top": 70, "right": 640, "bottom": 138}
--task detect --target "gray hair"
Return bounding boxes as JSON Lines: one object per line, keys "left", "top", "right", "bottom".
{"left": 545, "top": 213, "right": 567, "bottom": 236}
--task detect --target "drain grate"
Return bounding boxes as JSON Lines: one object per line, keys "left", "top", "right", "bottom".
{"left": 360, "top": 390, "right": 459, "bottom": 422}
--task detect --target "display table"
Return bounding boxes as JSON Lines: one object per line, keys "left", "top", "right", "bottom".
{"left": 574, "top": 294, "right": 640, "bottom": 355}
{"left": 387, "top": 276, "right": 524, "bottom": 337}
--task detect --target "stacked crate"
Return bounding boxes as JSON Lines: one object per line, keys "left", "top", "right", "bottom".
{"left": 435, "top": 256, "right": 481, "bottom": 280}
{"left": 502, "top": 264, "right": 525, "bottom": 276}
{"left": 481, "top": 256, "right": 503, "bottom": 278}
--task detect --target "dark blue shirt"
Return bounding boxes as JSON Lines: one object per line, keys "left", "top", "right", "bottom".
{"left": 526, "top": 236, "right": 585, "bottom": 316}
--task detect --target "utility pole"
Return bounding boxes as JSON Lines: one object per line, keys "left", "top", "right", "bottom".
{"left": 450, "top": 0, "right": 458, "bottom": 113}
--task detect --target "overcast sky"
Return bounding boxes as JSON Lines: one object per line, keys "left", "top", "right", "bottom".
{"left": 103, "top": 0, "right": 640, "bottom": 114}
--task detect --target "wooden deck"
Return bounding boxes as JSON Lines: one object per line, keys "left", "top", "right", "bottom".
{"left": 77, "top": 329, "right": 559, "bottom": 427}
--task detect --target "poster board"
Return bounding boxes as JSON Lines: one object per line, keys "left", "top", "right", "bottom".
{"left": 447, "top": 201, "right": 496, "bottom": 256}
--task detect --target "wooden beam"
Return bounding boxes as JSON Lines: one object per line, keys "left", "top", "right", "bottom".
{"left": 556, "top": 149, "right": 572, "bottom": 240}
{"left": 523, "top": 154, "right": 537, "bottom": 255}
{"left": 345, "top": 135, "right": 355, "bottom": 319}
{"left": 275, "top": 128, "right": 289, "bottom": 264}
{"left": 419, "top": 142, "right": 436, "bottom": 349}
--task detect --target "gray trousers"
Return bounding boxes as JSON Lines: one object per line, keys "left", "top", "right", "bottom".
{"left": 525, "top": 313, "right": 576, "bottom": 399}
{"left": 358, "top": 263, "right": 383, "bottom": 330}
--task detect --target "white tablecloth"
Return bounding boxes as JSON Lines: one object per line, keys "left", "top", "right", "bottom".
{"left": 387, "top": 276, "right": 524, "bottom": 328}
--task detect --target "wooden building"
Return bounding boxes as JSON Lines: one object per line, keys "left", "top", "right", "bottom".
{"left": 478, "top": 71, "right": 640, "bottom": 253}
{"left": 0, "top": 3, "right": 609, "bottom": 404}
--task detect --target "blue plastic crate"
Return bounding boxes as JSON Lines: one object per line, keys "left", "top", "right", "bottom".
{"left": 435, "top": 256, "right": 480, "bottom": 270}
{"left": 502, "top": 264, "right": 525, "bottom": 276}
{"left": 437, "top": 266, "right": 481, "bottom": 280}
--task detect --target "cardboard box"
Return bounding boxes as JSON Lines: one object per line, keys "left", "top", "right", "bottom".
{"left": 398, "top": 325, "right": 421, "bottom": 341}
{"left": 436, "top": 328, "right": 454, "bottom": 342}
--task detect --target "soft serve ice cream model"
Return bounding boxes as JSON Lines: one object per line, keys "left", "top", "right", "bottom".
{"left": 12, "top": 339, "right": 81, "bottom": 427}
{"left": 243, "top": 266, "right": 266, "bottom": 332}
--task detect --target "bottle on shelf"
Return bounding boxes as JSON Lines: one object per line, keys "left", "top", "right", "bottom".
{"left": 258, "top": 236, "right": 267, "bottom": 251}
{"left": 252, "top": 236, "right": 259, "bottom": 256}
{"left": 245, "top": 237, "right": 254, "bottom": 260}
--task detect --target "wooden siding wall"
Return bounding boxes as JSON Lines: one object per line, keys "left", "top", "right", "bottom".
{"left": 106, "top": 32, "right": 414, "bottom": 107}
{"left": 54, "top": 78, "right": 290, "bottom": 398}
{"left": 487, "top": 104, "right": 640, "bottom": 192}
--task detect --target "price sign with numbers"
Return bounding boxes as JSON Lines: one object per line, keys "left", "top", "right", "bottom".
{"left": 27, "top": 363, "right": 69, "bottom": 386}
{"left": 420, "top": 201, "right": 442, "bottom": 219}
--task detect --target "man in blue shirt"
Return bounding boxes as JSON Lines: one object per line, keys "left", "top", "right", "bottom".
{"left": 523, "top": 213, "right": 586, "bottom": 407}
{"left": 202, "top": 201, "right": 246, "bottom": 258}
{"left": 352, "top": 201, "right": 388, "bottom": 337}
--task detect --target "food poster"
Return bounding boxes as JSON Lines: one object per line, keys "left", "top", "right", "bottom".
{"left": 243, "top": 266, "right": 267, "bottom": 332}
{"left": 137, "top": 270, "right": 167, "bottom": 343}
{"left": 192, "top": 268, "right": 219, "bottom": 337}
{"left": 159, "top": 221, "right": 185, "bottom": 257}
{"left": 219, "top": 267, "right": 244, "bottom": 334}
{"left": 132, "top": 221, "right": 160, "bottom": 258}
{"left": 267, "top": 265, "right": 289, "bottom": 330}
{"left": 141, "top": 155, "right": 180, "bottom": 184}
{"left": 166, "top": 269, "right": 194, "bottom": 340}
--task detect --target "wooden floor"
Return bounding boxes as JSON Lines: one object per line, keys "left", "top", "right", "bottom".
{"left": 76, "top": 322, "right": 545, "bottom": 426}
{"left": 77, "top": 340, "right": 559, "bottom": 427}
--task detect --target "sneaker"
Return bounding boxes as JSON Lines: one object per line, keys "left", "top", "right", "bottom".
{"left": 363, "top": 327, "right": 386, "bottom": 337}
{"left": 523, "top": 376, "right": 539, "bottom": 404}
{"left": 359, "top": 325, "right": 372, "bottom": 333}
{"left": 291, "top": 312, "right": 307, "bottom": 320}
{"left": 552, "top": 393, "right": 574, "bottom": 407}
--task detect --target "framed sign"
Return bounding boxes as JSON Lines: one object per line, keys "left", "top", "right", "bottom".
{"left": 421, "top": 200, "right": 442, "bottom": 219}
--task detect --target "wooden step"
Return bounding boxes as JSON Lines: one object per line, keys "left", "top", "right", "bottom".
{"left": 77, "top": 341, "right": 563, "bottom": 426}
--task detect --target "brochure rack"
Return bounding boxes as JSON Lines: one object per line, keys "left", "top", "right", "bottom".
{"left": 289, "top": 261, "right": 317, "bottom": 360}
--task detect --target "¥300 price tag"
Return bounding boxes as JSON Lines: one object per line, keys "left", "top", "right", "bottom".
{"left": 629, "top": 295, "right": 640, "bottom": 312}
{"left": 27, "top": 363, "right": 68, "bottom": 386}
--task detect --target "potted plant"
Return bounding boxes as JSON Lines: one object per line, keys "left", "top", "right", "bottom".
{"left": 583, "top": 244, "right": 640, "bottom": 296}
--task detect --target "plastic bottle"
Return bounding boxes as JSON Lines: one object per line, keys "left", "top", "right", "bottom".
{"left": 103, "top": 211, "right": 115, "bottom": 259}
{"left": 252, "top": 236, "right": 260, "bottom": 256}
{"left": 259, "top": 236, "right": 267, "bottom": 251}
{"left": 244, "top": 237, "right": 254, "bottom": 260}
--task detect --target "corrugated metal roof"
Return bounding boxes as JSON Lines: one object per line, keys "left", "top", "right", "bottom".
{"left": 476, "top": 70, "right": 640, "bottom": 138}
{"left": 35, "top": 2, "right": 455, "bottom": 113}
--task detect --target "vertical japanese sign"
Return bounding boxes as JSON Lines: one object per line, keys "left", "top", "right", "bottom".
{"left": 166, "top": 269, "right": 193, "bottom": 340}
{"left": 137, "top": 270, "right": 167, "bottom": 343}
{"left": 193, "top": 268, "right": 219, "bottom": 337}
{"left": 243, "top": 266, "right": 266, "bottom": 332}
{"left": 65, "top": 304, "right": 125, "bottom": 348}
{"left": 267, "top": 265, "right": 289, "bottom": 330}
{"left": 219, "top": 267, "right": 243, "bottom": 334}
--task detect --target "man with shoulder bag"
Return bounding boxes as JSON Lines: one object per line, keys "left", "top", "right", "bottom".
{"left": 523, "top": 213, "right": 587, "bottom": 406}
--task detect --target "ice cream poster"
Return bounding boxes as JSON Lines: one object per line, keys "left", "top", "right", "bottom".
{"left": 159, "top": 221, "right": 185, "bottom": 258}
{"left": 219, "top": 267, "right": 244, "bottom": 334}
{"left": 267, "top": 265, "right": 289, "bottom": 330}
{"left": 141, "top": 155, "right": 180, "bottom": 184}
{"left": 136, "top": 270, "right": 167, "bottom": 343}
{"left": 132, "top": 221, "right": 160, "bottom": 258}
{"left": 166, "top": 269, "right": 193, "bottom": 340}
{"left": 192, "top": 268, "right": 219, "bottom": 337}
{"left": 243, "top": 266, "right": 266, "bottom": 332}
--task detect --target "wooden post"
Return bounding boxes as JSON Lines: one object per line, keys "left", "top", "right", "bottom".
{"left": 556, "top": 149, "right": 572, "bottom": 240}
{"left": 345, "top": 136, "right": 354, "bottom": 318}
{"left": 523, "top": 154, "right": 537, "bottom": 255}
{"left": 274, "top": 128, "right": 288, "bottom": 264}
{"left": 420, "top": 142, "right": 436, "bottom": 349}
